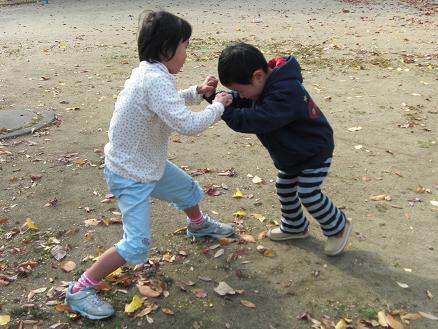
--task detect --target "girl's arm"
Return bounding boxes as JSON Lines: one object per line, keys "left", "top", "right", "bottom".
{"left": 147, "top": 76, "right": 224, "bottom": 136}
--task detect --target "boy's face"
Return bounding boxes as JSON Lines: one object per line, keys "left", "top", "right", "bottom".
{"left": 162, "top": 39, "right": 188, "bottom": 74}
{"left": 226, "top": 69, "right": 267, "bottom": 100}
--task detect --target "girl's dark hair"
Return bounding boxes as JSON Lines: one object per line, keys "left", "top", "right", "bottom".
{"left": 218, "top": 43, "right": 268, "bottom": 86}
{"left": 137, "top": 11, "right": 192, "bottom": 63}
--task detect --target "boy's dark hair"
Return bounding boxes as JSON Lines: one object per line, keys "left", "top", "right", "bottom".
{"left": 138, "top": 11, "right": 192, "bottom": 63}
{"left": 218, "top": 43, "right": 268, "bottom": 86}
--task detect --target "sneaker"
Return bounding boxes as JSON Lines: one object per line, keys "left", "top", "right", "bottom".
{"left": 187, "top": 214, "right": 235, "bottom": 239}
{"left": 267, "top": 227, "right": 310, "bottom": 241}
{"left": 65, "top": 283, "right": 114, "bottom": 320}
{"left": 324, "top": 219, "right": 352, "bottom": 256}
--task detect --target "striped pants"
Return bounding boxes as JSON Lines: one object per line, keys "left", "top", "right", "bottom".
{"left": 276, "top": 158, "right": 346, "bottom": 237}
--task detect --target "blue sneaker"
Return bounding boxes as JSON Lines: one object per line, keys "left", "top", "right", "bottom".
{"left": 65, "top": 283, "right": 114, "bottom": 320}
{"left": 187, "top": 214, "right": 235, "bottom": 239}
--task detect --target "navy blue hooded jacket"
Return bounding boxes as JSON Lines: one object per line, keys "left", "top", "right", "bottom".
{"left": 221, "top": 56, "right": 334, "bottom": 175}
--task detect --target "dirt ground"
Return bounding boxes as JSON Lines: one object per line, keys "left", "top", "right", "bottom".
{"left": 1, "top": 0, "right": 438, "bottom": 328}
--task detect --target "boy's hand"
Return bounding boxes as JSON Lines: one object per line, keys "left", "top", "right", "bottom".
{"left": 213, "top": 92, "right": 233, "bottom": 107}
{"left": 197, "top": 75, "right": 218, "bottom": 97}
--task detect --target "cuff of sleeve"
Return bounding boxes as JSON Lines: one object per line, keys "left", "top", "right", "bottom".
{"left": 190, "top": 85, "right": 204, "bottom": 103}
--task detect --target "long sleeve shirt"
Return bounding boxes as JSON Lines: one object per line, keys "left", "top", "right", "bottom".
{"left": 104, "top": 61, "right": 224, "bottom": 182}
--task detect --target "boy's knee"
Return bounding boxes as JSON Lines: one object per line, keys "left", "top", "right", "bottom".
{"left": 115, "top": 237, "right": 150, "bottom": 265}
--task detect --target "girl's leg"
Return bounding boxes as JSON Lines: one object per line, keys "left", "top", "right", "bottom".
{"left": 297, "top": 158, "right": 346, "bottom": 237}
{"left": 276, "top": 170, "right": 309, "bottom": 234}
{"left": 151, "top": 161, "right": 234, "bottom": 238}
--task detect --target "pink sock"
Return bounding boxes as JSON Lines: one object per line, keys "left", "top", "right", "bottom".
{"left": 72, "top": 271, "right": 100, "bottom": 293}
{"left": 187, "top": 212, "right": 205, "bottom": 226}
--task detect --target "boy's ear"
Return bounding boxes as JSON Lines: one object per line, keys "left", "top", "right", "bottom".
{"left": 252, "top": 69, "right": 266, "bottom": 83}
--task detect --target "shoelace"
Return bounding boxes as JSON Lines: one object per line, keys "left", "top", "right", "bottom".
{"left": 91, "top": 294, "right": 104, "bottom": 306}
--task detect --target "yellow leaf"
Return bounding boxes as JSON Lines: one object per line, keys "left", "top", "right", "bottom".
{"left": 252, "top": 213, "right": 266, "bottom": 222}
{"left": 0, "top": 315, "right": 11, "bottom": 325}
{"left": 125, "top": 295, "right": 143, "bottom": 313}
{"left": 22, "top": 217, "right": 39, "bottom": 230}
{"left": 335, "top": 319, "right": 348, "bottom": 329}
{"left": 233, "top": 188, "right": 243, "bottom": 198}
{"left": 263, "top": 249, "right": 274, "bottom": 257}
{"left": 233, "top": 210, "right": 247, "bottom": 218}
{"left": 107, "top": 267, "right": 122, "bottom": 278}
{"left": 378, "top": 311, "right": 389, "bottom": 327}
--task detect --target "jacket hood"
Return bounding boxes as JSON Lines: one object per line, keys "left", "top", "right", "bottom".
{"left": 267, "top": 56, "right": 303, "bottom": 83}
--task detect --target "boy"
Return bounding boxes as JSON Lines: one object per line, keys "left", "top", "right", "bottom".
{"left": 217, "top": 43, "right": 352, "bottom": 256}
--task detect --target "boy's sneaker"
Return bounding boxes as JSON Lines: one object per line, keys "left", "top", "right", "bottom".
{"left": 267, "top": 227, "right": 310, "bottom": 241}
{"left": 187, "top": 214, "right": 235, "bottom": 239}
{"left": 65, "top": 283, "right": 114, "bottom": 320}
{"left": 324, "top": 219, "right": 352, "bottom": 256}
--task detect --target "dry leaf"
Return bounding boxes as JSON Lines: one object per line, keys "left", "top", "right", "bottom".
{"left": 396, "top": 281, "right": 409, "bottom": 289}
{"left": 335, "top": 318, "right": 348, "bottom": 329}
{"left": 252, "top": 176, "right": 263, "bottom": 184}
{"left": 135, "top": 302, "right": 159, "bottom": 317}
{"left": 378, "top": 311, "right": 389, "bottom": 327}
{"left": 419, "top": 311, "right": 438, "bottom": 320}
{"left": 162, "top": 308, "right": 174, "bottom": 315}
{"left": 214, "top": 249, "right": 225, "bottom": 258}
{"left": 400, "top": 313, "right": 421, "bottom": 322}
{"left": 239, "top": 234, "right": 256, "bottom": 243}
{"left": 369, "top": 194, "right": 392, "bottom": 201}
{"left": 22, "top": 217, "right": 39, "bottom": 230}
{"left": 0, "top": 315, "right": 11, "bottom": 326}
{"left": 61, "top": 261, "right": 76, "bottom": 272}
{"left": 191, "top": 288, "right": 207, "bottom": 298}
{"left": 251, "top": 213, "right": 266, "bottom": 223}
{"left": 214, "top": 281, "right": 236, "bottom": 296}
{"left": 218, "top": 238, "right": 235, "bottom": 246}
{"left": 386, "top": 314, "right": 405, "bottom": 329}
{"left": 233, "top": 188, "right": 243, "bottom": 198}
{"left": 50, "top": 245, "right": 67, "bottom": 261}
{"left": 426, "top": 290, "right": 433, "bottom": 299}
{"left": 137, "top": 284, "right": 161, "bottom": 298}
{"left": 430, "top": 200, "right": 438, "bottom": 207}
{"left": 240, "top": 299, "right": 256, "bottom": 308}
{"left": 348, "top": 126, "right": 362, "bottom": 132}
{"left": 125, "top": 295, "right": 143, "bottom": 313}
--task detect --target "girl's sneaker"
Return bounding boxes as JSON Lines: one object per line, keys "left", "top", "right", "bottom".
{"left": 65, "top": 283, "right": 114, "bottom": 320}
{"left": 187, "top": 214, "right": 235, "bottom": 238}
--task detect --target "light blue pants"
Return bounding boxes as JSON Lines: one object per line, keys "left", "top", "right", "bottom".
{"left": 104, "top": 161, "right": 203, "bottom": 264}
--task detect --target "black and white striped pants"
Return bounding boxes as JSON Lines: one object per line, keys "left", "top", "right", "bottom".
{"left": 276, "top": 158, "right": 346, "bottom": 237}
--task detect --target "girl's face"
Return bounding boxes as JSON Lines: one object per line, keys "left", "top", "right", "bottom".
{"left": 162, "top": 39, "right": 189, "bottom": 74}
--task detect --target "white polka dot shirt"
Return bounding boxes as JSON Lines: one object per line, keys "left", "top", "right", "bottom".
{"left": 104, "top": 61, "right": 224, "bottom": 183}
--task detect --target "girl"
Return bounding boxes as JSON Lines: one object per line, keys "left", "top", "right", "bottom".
{"left": 65, "top": 11, "right": 234, "bottom": 319}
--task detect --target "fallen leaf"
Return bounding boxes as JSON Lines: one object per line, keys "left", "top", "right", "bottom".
{"left": 0, "top": 315, "right": 11, "bottom": 325}
{"left": 430, "top": 200, "right": 438, "bottom": 207}
{"left": 240, "top": 299, "right": 256, "bottom": 308}
{"left": 239, "top": 234, "right": 256, "bottom": 243}
{"left": 31, "top": 287, "right": 47, "bottom": 294}
{"left": 135, "top": 302, "right": 159, "bottom": 317}
{"left": 426, "top": 290, "right": 433, "bottom": 299}
{"left": 400, "top": 313, "right": 421, "bottom": 322}
{"left": 369, "top": 194, "right": 392, "bottom": 201}
{"left": 335, "top": 318, "right": 348, "bottom": 329}
{"left": 214, "top": 281, "right": 236, "bottom": 296}
{"left": 396, "top": 281, "right": 409, "bottom": 289}
{"left": 137, "top": 284, "right": 161, "bottom": 298}
{"left": 125, "top": 294, "right": 143, "bottom": 313}
{"left": 252, "top": 176, "right": 263, "bottom": 184}
{"left": 386, "top": 314, "right": 405, "bottom": 329}
{"left": 348, "top": 126, "right": 362, "bottom": 132}
{"left": 22, "top": 217, "right": 38, "bottom": 230}
{"left": 233, "top": 210, "right": 247, "bottom": 218}
{"left": 192, "top": 288, "right": 207, "bottom": 298}
{"left": 378, "top": 311, "right": 389, "bottom": 327}
{"left": 61, "top": 261, "right": 76, "bottom": 272}
{"left": 214, "top": 249, "right": 225, "bottom": 258}
{"left": 251, "top": 213, "right": 266, "bottom": 223}
{"left": 217, "top": 238, "right": 235, "bottom": 246}
{"left": 419, "top": 311, "right": 438, "bottom": 320}
{"left": 50, "top": 245, "right": 67, "bottom": 261}
{"left": 233, "top": 188, "right": 243, "bottom": 198}
{"left": 162, "top": 308, "right": 174, "bottom": 315}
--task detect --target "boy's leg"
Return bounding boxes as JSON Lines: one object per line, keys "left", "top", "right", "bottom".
{"left": 151, "top": 161, "right": 234, "bottom": 238}
{"left": 268, "top": 171, "right": 310, "bottom": 240}
{"left": 297, "top": 158, "right": 352, "bottom": 255}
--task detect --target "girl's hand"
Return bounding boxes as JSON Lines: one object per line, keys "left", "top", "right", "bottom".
{"left": 197, "top": 75, "right": 218, "bottom": 97}
{"left": 213, "top": 92, "right": 233, "bottom": 107}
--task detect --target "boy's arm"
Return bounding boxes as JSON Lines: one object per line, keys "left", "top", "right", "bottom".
{"left": 222, "top": 82, "right": 307, "bottom": 134}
